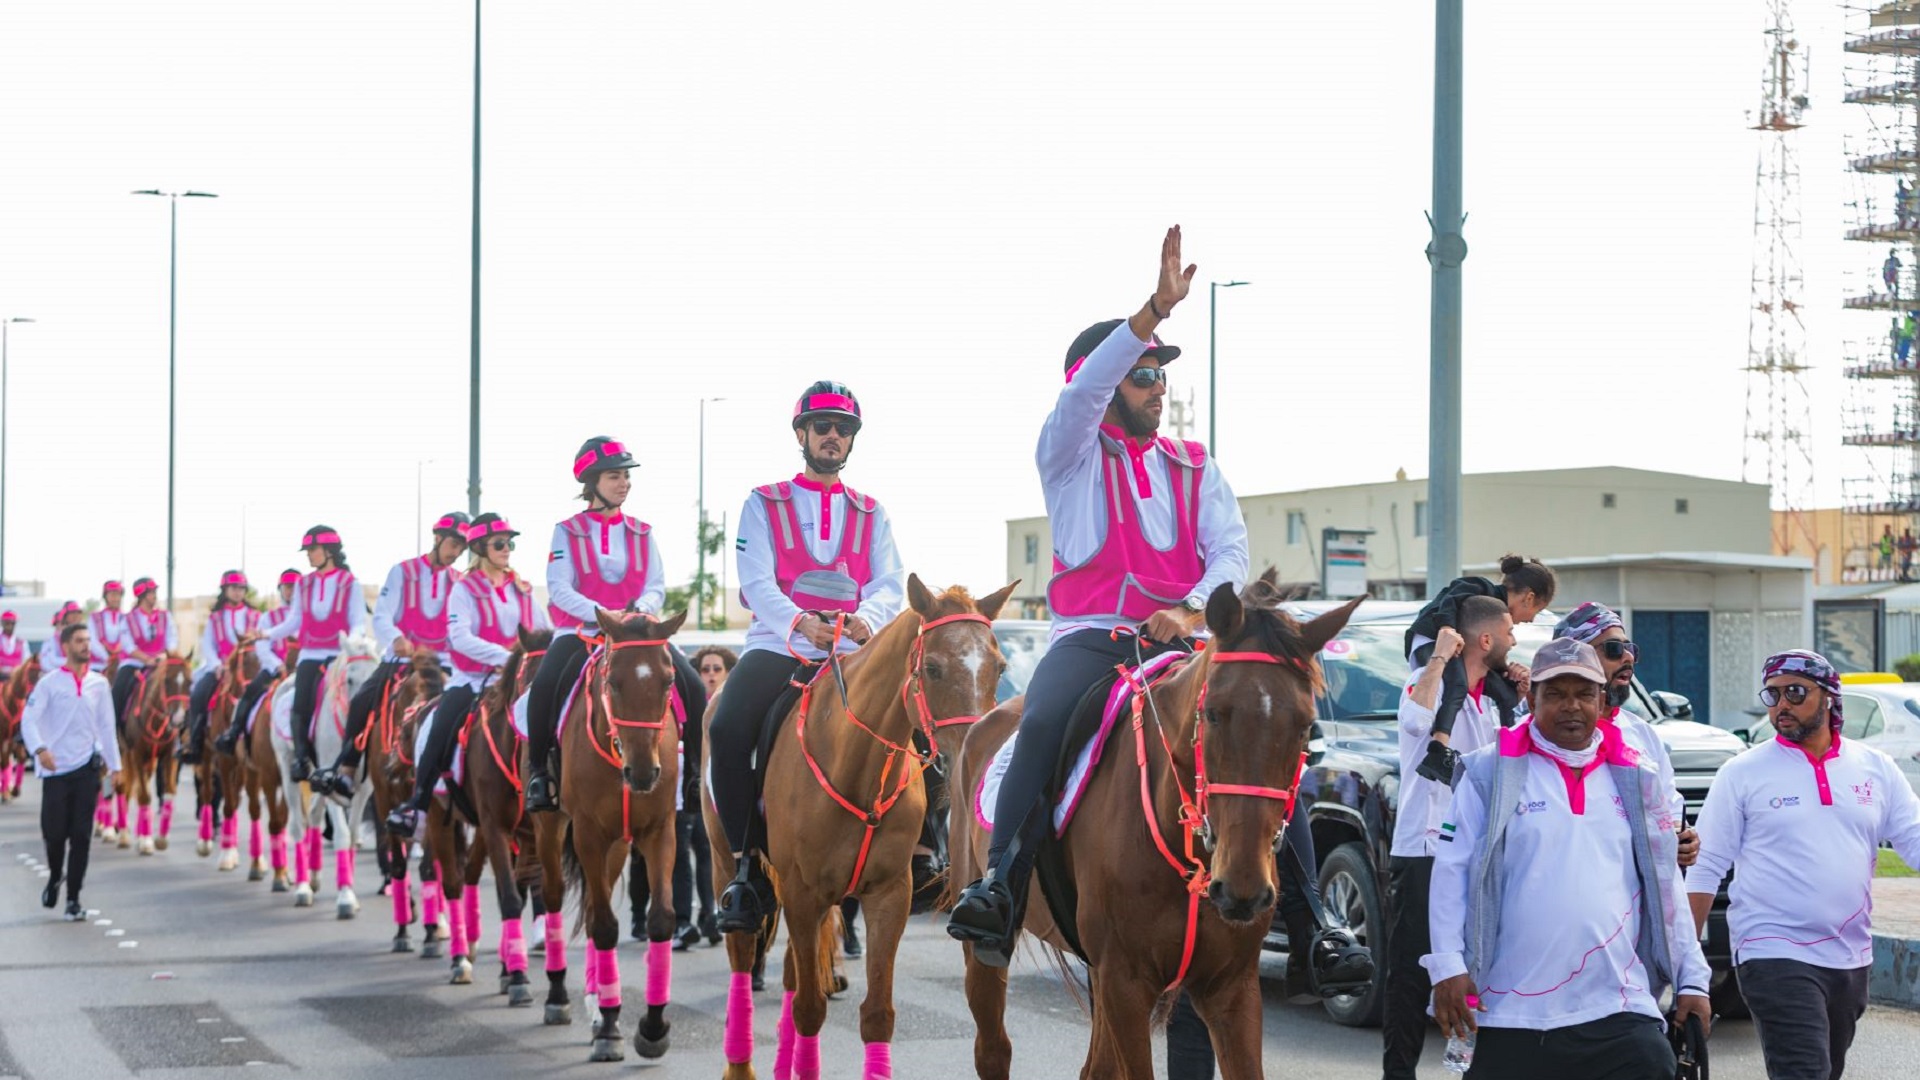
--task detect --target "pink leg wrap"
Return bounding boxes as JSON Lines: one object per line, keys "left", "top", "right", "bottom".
{"left": 543, "top": 912, "right": 566, "bottom": 974}
{"left": 501, "top": 918, "right": 527, "bottom": 973}
{"left": 863, "top": 1042, "right": 893, "bottom": 1080}
{"left": 583, "top": 942, "right": 599, "bottom": 997}
{"left": 269, "top": 832, "right": 288, "bottom": 871}
{"left": 723, "top": 971, "right": 755, "bottom": 1065}
{"left": 244, "top": 819, "right": 258, "bottom": 857}
{"left": 446, "top": 895, "right": 468, "bottom": 959}
{"left": 96, "top": 793, "right": 110, "bottom": 827}
{"left": 775, "top": 991, "right": 797, "bottom": 1080}
{"left": 335, "top": 848, "right": 353, "bottom": 890}
{"left": 306, "top": 830, "right": 323, "bottom": 876}
{"left": 114, "top": 793, "right": 128, "bottom": 830}
{"left": 158, "top": 800, "right": 173, "bottom": 838}
{"left": 293, "top": 838, "right": 310, "bottom": 886}
{"left": 646, "top": 939, "right": 671, "bottom": 1007}
{"left": 422, "top": 880, "right": 442, "bottom": 928}
{"left": 793, "top": 1033, "right": 821, "bottom": 1080}
{"left": 596, "top": 946, "right": 621, "bottom": 1009}
{"left": 137, "top": 804, "right": 153, "bottom": 838}
{"left": 198, "top": 805, "right": 214, "bottom": 843}
{"left": 464, "top": 889, "right": 482, "bottom": 953}
{"left": 393, "top": 876, "right": 413, "bottom": 926}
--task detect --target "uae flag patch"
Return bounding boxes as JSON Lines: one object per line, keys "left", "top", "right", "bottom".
{"left": 1438, "top": 821, "right": 1456, "bottom": 843}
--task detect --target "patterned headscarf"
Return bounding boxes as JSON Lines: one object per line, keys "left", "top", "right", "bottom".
{"left": 1553, "top": 601, "right": 1623, "bottom": 645}
{"left": 1761, "top": 649, "right": 1844, "bottom": 736}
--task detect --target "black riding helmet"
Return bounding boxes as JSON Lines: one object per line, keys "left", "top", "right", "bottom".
{"left": 431, "top": 510, "right": 472, "bottom": 541}
{"left": 573, "top": 435, "right": 637, "bottom": 481}
{"left": 465, "top": 511, "right": 520, "bottom": 543}
{"left": 791, "top": 381, "right": 863, "bottom": 431}
{"left": 1062, "top": 319, "right": 1182, "bottom": 375}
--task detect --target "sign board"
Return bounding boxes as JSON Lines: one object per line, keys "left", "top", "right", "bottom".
{"left": 1320, "top": 528, "right": 1374, "bottom": 600}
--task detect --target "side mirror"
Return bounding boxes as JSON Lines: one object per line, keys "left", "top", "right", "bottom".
{"left": 1651, "top": 690, "right": 1694, "bottom": 721}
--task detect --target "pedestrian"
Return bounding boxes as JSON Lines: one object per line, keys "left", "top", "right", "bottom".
{"left": 1881, "top": 524, "right": 1897, "bottom": 573}
{"left": 179, "top": 571, "right": 260, "bottom": 764}
{"left": 1903, "top": 312, "right": 1917, "bottom": 368}
{"left": 1428, "top": 637, "right": 1712, "bottom": 1080}
{"left": 654, "top": 645, "right": 734, "bottom": 948}
{"left": 1688, "top": 649, "right": 1920, "bottom": 1080}
{"left": 20, "top": 621, "right": 120, "bottom": 921}
{"left": 1900, "top": 528, "right": 1917, "bottom": 582}
{"left": 1886, "top": 247, "right": 1903, "bottom": 294}
{"left": 1383, "top": 596, "right": 1512, "bottom": 1080}
{"left": 0, "top": 610, "right": 26, "bottom": 679}
{"left": 110, "top": 578, "right": 177, "bottom": 731}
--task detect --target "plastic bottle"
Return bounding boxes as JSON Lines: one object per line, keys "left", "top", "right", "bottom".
{"left": 1441, "top": 993, "right": 1481, "bottom": 1074}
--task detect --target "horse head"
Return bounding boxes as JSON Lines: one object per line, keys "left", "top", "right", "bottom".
{"left": 506, "top": 626, "right": 554, "bottom": 705}
{"left": 1193, "top": 570, "right": 1361, "bottom": 925}
{"left": 903, "top": 574, "right": 1019, "bottom": 760}
{"left": 590, "top": 608, "right": 687, "bottom": 796}
{"left": 152, "top": 652, "right": 195, "bottom": 739}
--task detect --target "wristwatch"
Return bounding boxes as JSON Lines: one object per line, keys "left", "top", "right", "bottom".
{"left": 1181, "top": 596, "right": 1204, "bottom": 615}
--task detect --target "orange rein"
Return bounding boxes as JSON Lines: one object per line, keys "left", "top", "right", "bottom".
{"left": 135, "top": 659, "right": 194, "bottom": 747}
{"left": 571, "top": 636, "right": 675, "bottom": 843}
{"left": 475, "top": 648, "right": 544, "bottom": 795}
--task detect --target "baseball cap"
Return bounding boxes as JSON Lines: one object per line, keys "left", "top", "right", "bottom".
{"left": 1063, "top": 318, "right": 1182, "bottom": 376}
{"left": 1529, "top": 637, "right": 1606, "bottom": 685}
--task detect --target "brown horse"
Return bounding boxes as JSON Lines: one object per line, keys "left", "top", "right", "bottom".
{"left": 423, "top": 628, "right": 550, "bottom": 1001}
{"left": 532, "top": 609, "right": 687, "bottom": 1063}
{"left": 377, "top": 656, "right": 449, "bottom": 957}
{"left": 120, "top": 655, "right": 193, "bottom": 855}
{"left": 0, "top": 656, "right": 42, "bottom": 804}
{"left": 706, "top": 576, "right": 1017, "bottom": 1080}
{"left": 201, "top": 645, "right": 272, "bottom": 875}
{"left": 951, "top": 575, "right": 1359, "bottom": 1080}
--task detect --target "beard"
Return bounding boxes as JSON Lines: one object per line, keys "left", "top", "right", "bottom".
{"left": 1112, "top": 394, "right": 1160, "bottom": 438}
{"left": 1605, "top": 682, "right": 1631, "bottom": 711}
{"left": 802, "top": 446, "right": 848, "bottom": 475}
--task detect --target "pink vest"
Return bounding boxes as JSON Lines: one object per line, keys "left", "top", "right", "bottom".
{"left": 126, "top": 608, "right": 170, "bottom": 658}
{"left": 453, "top": 573, "right": 535, "bottom": 674}
{"left": 547, "top": 511, "right": 651, "bottom": 629}
{"left": 0, "top": 634, "right": 24, "bottom": 669}
{"left": 263, "top": 607, "right": 294, "bottom": 661}
{"left": 395, "top": 556, "right": 459, "bottom": 653}
{"left": 741, "top": 480, "right": 877, "bottom": 616}
{"left": 90, "top": 610, "right": 127, "bottom": 661}
{"left": 207, "top": 605, "right": 258, "bottom": 661}
{"left": 1047, "top": 433, "right": 1208, "bottom": 623}
{"left": 296, "top": 569, "right": 358, "bottom": 652}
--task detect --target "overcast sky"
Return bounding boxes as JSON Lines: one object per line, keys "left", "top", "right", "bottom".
{"left": 0, "top": 1, "right": 1879, "bottom": 605}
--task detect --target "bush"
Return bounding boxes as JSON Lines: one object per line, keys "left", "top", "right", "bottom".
{"left": 1895, "top": 654, "right": 1920, "bottom": 682}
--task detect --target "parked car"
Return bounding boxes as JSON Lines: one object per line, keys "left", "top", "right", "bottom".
{"left": 1740, "top": 678, "right": 1920, "bottom": 794}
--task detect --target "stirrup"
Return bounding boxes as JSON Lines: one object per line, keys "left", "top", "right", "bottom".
{"left": 313, "top": 768, "right": 354, "bottom": 803}
{"left": 1308, "top": 927, "right": 1375, "bottom": 997}
{"left": 385, "top": 806, "right": 421, "bottom": 839}
{"left": 290, "top": 755, "right": 315, "bottom": 783}
{"left": 716, "top": 860, "right": 775, "bottom": 934}
{"left": 525, "top": 769, "right": 558, "bottom": 813}
{"left": 945, "top": 875, "right": 1018, "bottom": 968}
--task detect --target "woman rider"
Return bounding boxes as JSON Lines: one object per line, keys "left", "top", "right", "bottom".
{"left": 180, "top": 571, "right": 260, "bottom": 764}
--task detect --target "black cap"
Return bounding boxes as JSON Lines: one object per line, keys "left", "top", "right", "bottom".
{"left": 1063, "top": 319, "right": 1181, "bottom": 374}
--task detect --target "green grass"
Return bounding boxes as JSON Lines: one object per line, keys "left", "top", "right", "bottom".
{"left": 1879, "top": 848, "right": 1919, "bottom": 878}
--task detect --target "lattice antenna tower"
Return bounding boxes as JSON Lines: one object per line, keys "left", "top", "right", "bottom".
{"left": 1744, "top": 0, "right": 1817, "bottom": 557}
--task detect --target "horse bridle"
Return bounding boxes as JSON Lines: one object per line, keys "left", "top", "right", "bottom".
{"left": 582, "top": 637, "right": 676, "bottom": 771}
{"left": 901, "top": 612, "right": 996, "bottom": 749}
{"left": 139, "top": 658, "right": 194, "bottom": 744}
{"left": 1186, "top": 650, "right": 1314, "bottom": 854}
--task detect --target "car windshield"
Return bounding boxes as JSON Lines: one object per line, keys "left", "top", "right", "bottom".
{"left": 993, "top": 624, "right": 1049, "bottom": 703}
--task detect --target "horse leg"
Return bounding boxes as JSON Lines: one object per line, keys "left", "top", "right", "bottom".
{"left": 1081, "top": 965, "right": 1160, "bottom": 1080}
{"left": 331, "top": 805, "right": 359, "bottom": 919}
{"left": 388, "top": 840, "right": 415, "bottom": 953}
{"left": 634, "top": 818, "right": 677, "bottom": 1058}
{"left": 779, "top": 902, "right": 834, "bottom": 1080}
{"left": 854, "top": 873, "right": 911, "bottom": 1080}
{"left": 419, "top": 848, "right": 447, "bottom": 960}
{"left": 156, "top": 745, "right": 176, "bottom": 851}
{"left": 114, "top": 764, "right": 131, "bottom": 848}
{"left": 462, "top": 835, "right": 486, "bottom": 962}
{"left": 197, "top": 769, "right": 215, "bottom": 857}
{"left": 438, "top": 819, "right": 472, "bottom": 984}
{"left": 533, "top": 812, "right": 572, "bottom": 1025}
{"left": 269, "top": 784, "right": 291, "bottom": 894}
{"left": 132, "top": 748, "right": 156, "bottom": 855}
{"left": 962, "top": 942, "right": 1014, "bottom": 1080}
{"left": 581, "top": 825, "right": 625, "bottom": 1062}
{"left": 484, "top": 820, "right": 532, "bottom": 1006}
{"left": 1189, "top": 973, "right": 1265, "bottom": 1080}
{"left": 708, "top": 837, "right": 761, "bottom": 1080}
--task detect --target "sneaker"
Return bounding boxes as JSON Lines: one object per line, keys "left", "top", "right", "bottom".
{"left": 64, "top": 899, "right": 85, "bottom": 922}
{"left": 41, "top": 882, "right": 57, "bottom": 910}
{"left": 385, "top": 806, "right": 421, "bottom": 839}
{"left": 699, "top": 911, "right": 721, "bottom": 945}
{"left": 841, "top": 918, "right": 862, "bottom": 959}
{"left": 525, "top": 768, "right": 558, "bottom": 813}
{"left": 672, "top": 923, "right": 699, "bottom": 952}
{"left": 946, "top": 875, "right": 1018, "bottom": 968}
{"left": 909, "top": 852, "right": 943, "bottom": 915}
{"left": 716, "top": 861, "right": 777, "bottom": 935}
{"left": 1413, "top": 739, "right": 1460, "bottom": 785}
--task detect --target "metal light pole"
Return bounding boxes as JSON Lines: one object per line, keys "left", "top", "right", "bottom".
{"left": 467, "top": 0, "right": 483, "bottom": 518}
{"left": 1424, "top": 1, "right": 1466, "bottom": 598}
{"left": 1207, "top": 281, "right": 1248, "bottom": 458}
{"left": 0, "top": 317, "right": 33, "bottom": 594}
{"left": 133, "top": 189, "right": 219, "bottom": 611}
{"left": 696, "top": 397, "right": 726, "bottom": 629}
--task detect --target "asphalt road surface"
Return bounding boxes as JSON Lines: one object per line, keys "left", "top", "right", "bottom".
{"left": 5, "top": 780, "right": 1920, "bottom": 1079}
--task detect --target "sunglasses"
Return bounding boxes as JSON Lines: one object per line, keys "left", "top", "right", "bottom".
{"left": 1759, "top": 684, "right": 1815, "bottom": 707}
{"left": 1600, "top": 640, "right": 1639, "bottom": 662}
{"left": 485, "top": 538, "right": 514, "bottom": 552}
{"left": 1125, "top": 366, "right": 1168, "bottom": 388}
{"left": 808, "top": 419, "right": 858, "bottom": 438}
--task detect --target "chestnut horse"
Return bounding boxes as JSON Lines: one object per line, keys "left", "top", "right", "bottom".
{"left": 707, "top": 576, "right": 1017, "bottom": 1080}
{"left": 119, "top": 655, "right": 193, "bottom": 855}
{"left": 241, "top": 663, "right": 298, "bottom": 892}
{"left": 0, "top": 656, "right": 42, "bottom": 804}
{"left": 375, "top": 656, "right": 449, "bottom": 957}
{"left": 950, "top": 575, "right": 1359, "bottom": 1080}
{"left": 201, "top": 644, "right": 275, "bottom": 876}
{"left": 532, "top": 609, "right": 687, "bottom": 1063}
{"left": 423, "top": 627, "right": 550, "bottom": 1001}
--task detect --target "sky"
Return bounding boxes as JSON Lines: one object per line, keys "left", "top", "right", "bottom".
{"left": 0, "top": 1, "right": 1882, "bottom": 606}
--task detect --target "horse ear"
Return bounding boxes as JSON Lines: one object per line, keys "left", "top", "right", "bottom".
{"left": 595, "top": 608, "right": 626, "bottom": 637}
{"left": 1204, "top": 581, "right": 1243, "bottom": 643}
{"left": 976, "top": 580, "right": 1020, "bottom": 622}
{"left": 656, "top": 610, "right": 689, "bottom": 637}
{"left": 516, "top": 626, "right": 534, "bottom": 649}
{"left": 1299, "top": 596, "right": 1365, "bottom": 654}
{"left": 1259, "top": 566, "right": 1280, "bottom": 589}
{"left": 907, "top": 574, "right": 936, "bottom": 618}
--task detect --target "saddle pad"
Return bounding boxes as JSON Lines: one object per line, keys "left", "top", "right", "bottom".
{"left": 510, "top": 689, "right": 530, "bottom": 740}
{"left": 267, "top": 683, "right": 315, "bottom": 744}
{"left": 413, "top": 716, "right": 465, "bottom": 793}
{"left": 975, "top": 651, "right": 1188, "bottom": 837}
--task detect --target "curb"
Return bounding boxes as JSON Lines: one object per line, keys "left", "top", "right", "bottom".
{"left": 1872, "top": 932, "right": 1920, "bottom": 1009}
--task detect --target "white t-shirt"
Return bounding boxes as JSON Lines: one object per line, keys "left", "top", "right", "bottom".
{"left": 1391, "top": 672, "right": 1497, "bottom": 858}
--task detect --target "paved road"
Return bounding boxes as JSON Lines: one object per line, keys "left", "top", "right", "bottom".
{"left": 5, "top": 780, "right": 1920, "bottom": 1079}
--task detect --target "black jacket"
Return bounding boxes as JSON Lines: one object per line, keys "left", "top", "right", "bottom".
{"left": 1404, "top": 576, "right": 1506, "bottom": 658}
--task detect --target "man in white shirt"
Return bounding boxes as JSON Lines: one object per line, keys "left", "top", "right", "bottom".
{"left": 1428, "top": 637, "right": 1711, "bottom": 1079}
{"left": 1688, "top": 649, "right": 1920, "bottom": 1080}
{"left": 1382, "top": 594, "right": 1510, "bottom": 1080}
{"left": 19, "top": 623, "right": 120, "bottom": 921}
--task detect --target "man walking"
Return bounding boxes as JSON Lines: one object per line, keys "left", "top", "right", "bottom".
{"left": 19, "top": 623, "right": 120, "bottom": 920}
{"left": 1689, "top": 650, "right": 1920, "bottom": 1080}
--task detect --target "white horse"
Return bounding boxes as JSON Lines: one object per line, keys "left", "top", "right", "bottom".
{"left": 268, "top": 633, "right": 379, "bottom": 917}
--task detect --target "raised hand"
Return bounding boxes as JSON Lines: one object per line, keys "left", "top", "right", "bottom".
{"left": 1153, "top": 225, "right": 1198, "bottom": 313}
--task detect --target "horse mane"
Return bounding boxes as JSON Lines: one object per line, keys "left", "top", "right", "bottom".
{"left": 500, "top": 628, "right": 555, "bottom": 696}
{"left": 1219, "top": 579, "right": 1325, "bottom": 695}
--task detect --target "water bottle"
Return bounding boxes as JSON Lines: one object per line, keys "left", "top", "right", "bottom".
{"left": 1441, "top": 1033, "right": 1474, "bottom": 1074}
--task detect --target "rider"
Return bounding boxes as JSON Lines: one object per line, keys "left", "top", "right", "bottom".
{"left": 311, "top": 511, "right": 469, "bottom": 801}
{"left": 179, "top": 571, "right": 260, "bottom": 764}
{"left": 947, "top": 227, "right": 1254, "bottom": 968}
{"left": 710, "top": 381, "right": 907, "bottom": 934}
{"left": 110, "top": 578, "right": 178, "bottom": 728}
{"left": 39, "top": 603, "right": 84, "bottom": 671}
{"left": 387, "top": 513, "right": 550, "bottom": 837}
{"left": 216, "top": 529, "right": 367, "bottom": 779}
{"left": 523, "top": 436, "right": 706, "bottom": 815}
{"left": 90, "top": 580, "right": 129, "bottom": 673}
{"left": 0, "top": 611, "right": 26, "bottom": 678}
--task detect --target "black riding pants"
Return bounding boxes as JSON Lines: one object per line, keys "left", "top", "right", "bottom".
{"left": 985, "top": 629, "right": 1186, "bottom": 870}
{"left": 525, "top": 633, "right": 707, "bottom": 794}
{"left": 707, "top": 649, "right": 804, "bottom": 855}
{"left": 42, "top": 765, "right": 101, "bottom": 901}
{"left": 287, "top": 659, "right": 329, "bottom": 765}
{"left": 336, "top": 659, "right": 407, "bottom": 770}
{"left": 111, "top": 665, "right": 147, "bottom": 735}
{"left": 409, "top": 683, "right": 477, "bottom": 810}
{"left": 186, "top": 669, "right": 220, "bottom": 747}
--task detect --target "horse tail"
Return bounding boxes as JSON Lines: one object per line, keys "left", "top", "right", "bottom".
{"left": 1039, "top": 940, "right": 1093, "bottom": 1018}
{"left": 558, "top": 821, "right": 582, "bottom": 935}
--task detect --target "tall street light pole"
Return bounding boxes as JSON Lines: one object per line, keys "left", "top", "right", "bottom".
{"left": 1207, "top": 280, "right": 1249, "bottom": 458}
{"left": 467, "top": 0, "right": 483, "bottom": 518}
{"left": 697, "top": 397, "right": 725, "bottom": 629}
{"left": 133, "top": 189, "right": 219, "bottom": 612}
{"left": 0, "top": 317, "right": 34, "bottom": 594}
{"left": 1425, "top": 0, "right": 1466, "bottom": 598}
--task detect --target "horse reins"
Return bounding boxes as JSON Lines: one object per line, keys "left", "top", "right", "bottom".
{"left": 136, "top": 659, "right": 193, "bottom": 746}
{"left": 477, "top": 647, "right": 544, "bottom": 796}
{"left": 573, "top": 635, "right": 675, "bottom": 844}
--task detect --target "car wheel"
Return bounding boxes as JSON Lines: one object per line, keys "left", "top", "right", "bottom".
{"left": 1318, "top": 841, "right": 1385, "bottom": 1028}
{"left": 1709, "top": 963, "right": 1748, "bottom": 1020}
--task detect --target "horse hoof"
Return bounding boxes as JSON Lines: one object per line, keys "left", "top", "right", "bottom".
{"left": 635, "top": 1025, "right": 670, "bottom": 1060}
{"left": 154, "top": 836, "right": 169, "bottom": 852}
{"left": 508, "top": 983, "right": 534, "bottom": 1008}
{"left": 498, "top": 972, "right": 511, "bottom": 995}
{"left": 392, "top": 935, "right": 413, "bottom": 954}
{"left": 196, "top": 840, "right": 212, "bottom": 858}
{"left": 544, "top": 1003, "right": 573, "bottom": 1026}
{"left": 336, "top": 902, "right": 358, "bottom": 920}
{"left": 117, "top": 834, "right": 131, "bottom": 850}
{"left": 270, "top": 876, "right": 288, "bottom": 893}
{"left": 450, "top": 958, "right": 473, "bottom": 985}
{"left": 421, "top": 939, "right": 444, "bottom": 960}
{"left": 589, "top": 1038, "right": 624, "bottom": 1063}
{"left": 251, "top": 857, "right": 269, "bottom": 876}
{"left": 831, "top": 972, "right": 849, "bottom": 996}
{"left": 294, "top": 889, "right": 314, "bottom": 908}
{"left": 96, "top": 825, "right": 108, "bottom": 841}
{"left": 137, "top": 839, "right": 155, "bottom": 856}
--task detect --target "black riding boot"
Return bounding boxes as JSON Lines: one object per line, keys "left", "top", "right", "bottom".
{"left": 945, "top": 804, "right": 1044, "bottom": 968}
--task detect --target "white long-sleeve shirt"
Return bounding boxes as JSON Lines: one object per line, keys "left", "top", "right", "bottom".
{"left": 1606, "top": 707, "right": 1686, "bottom": 823}
{"left": 372, "top": 557, "right": 459, "bottom": 662}
{"left": 20, "top": 664, "right": 120, "bottom": 777}
{"left": 1688, "top": 735, "right": 1920, "bottom": 969}
{"left": 447, "top": 574, "right": 551, "bottom": 691}
{"left": 255, "top": 607, "right": 292, "bottom": 674}
{"left": 261, "top": 572, "right": 369, "bottom": 661}
{"left": 1038, "top": 321, "right": 1249, "bottom": 644}
{"left": 734, "top": 480, "right": 906, "bottom": 661}
{"left": 1424, "top": 745, "right": 1712, "bottom": 1031}
{"left": 545, "top": 517, "right": 666, "bottom": 636}
{"left": 88, "top": 609, "right": 127, "bottom": 670}
{"left": 1391, "top": 672, "right": 1498, "bottom": 858}
{"left": 38, "top": 636, "right": 65, "bottom": 672}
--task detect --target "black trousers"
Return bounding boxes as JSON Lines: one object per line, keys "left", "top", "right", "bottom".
{"left": 707, "top": 649, "right": 805, "bottom": 854}
{"left": 1383, "top": 855, "right": 1435, "bottom": 1080}
{"left": 287, "top": 659, "right": 329, "bottom": 764}
{"left": 336, "top": 659, "right": 407, "bottom": 769}
{"left": 42, "top": 765, "right": 102, "bottom": 901}
{"left": 111, "top": 665, "right": 147, "bottom": 734}
{"left": 1740, "top": 957, "right": 1871, "bottom": 1080}
{"left": 1166, "top": 992, "right": 1215, "bottom": 1080}
{"left": 233, "top": 669, "right": 277, "bottom": 750}
{"left": 1470, "top": 1013, "right": 1674, "bottom": 1080}
{"left": 525, "top": 633, "right": 706, "bottom": 796}
{"left": 631, "top": 809, "right": 715, "bottom": 931}
{"left": 409, "top": 684, "right": 478, "bottom": 809}
{"left": 185, "top": 668, "right": 220, "bottom": 746}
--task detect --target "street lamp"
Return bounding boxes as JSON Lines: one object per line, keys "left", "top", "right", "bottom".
{"left": 1208, "top": 280, "right": 1250, "bottom": 458}
{"left": 0, "top": 317, "right": 34, "bottom": 594}
{"left": 467, "top": 0, "right": 483, "bottom": 518}
{"left": 133, "top": 188, "right": 219, "bottom": 611}
{"left": 697, "top": 397, "right": 726, "bottom": 629}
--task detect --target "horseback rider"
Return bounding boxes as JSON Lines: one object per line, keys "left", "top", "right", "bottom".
{"left": 387, "top": 512, "right": 551, "bottom": 837}
{"left": 109, "top": 578, "right": 178, "bottom": 730}
{"left": 710, "top": 381, "right": 907, "bottom": 934}
{"left": 39, "top": 603, "right": 84, "bottom": 672}
{"left": 215, "top": 529, "right": 367, "bottom": 779}
{"left": 0, "top": 610, "right": 26, "bottom": 679}
{"left": 947, "top": 227, "right": 1256, "bottom": 967}
{"left": 90, "top": 580, "right": 128, "bottom": 673}
{"left": 523, "top": 436, "right": 707, "bottom": 815}
{"left": 179, "top": 571, "right": 261, "bottom": 765}
{"left": 311, "top": 511, "right": 469, "bottom": 801}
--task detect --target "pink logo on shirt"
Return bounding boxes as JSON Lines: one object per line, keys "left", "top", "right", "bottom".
{"left": 1852, "top": 778, "right": 1876, "bottom": 806}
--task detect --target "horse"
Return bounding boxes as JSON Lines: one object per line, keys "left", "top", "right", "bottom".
{"left": 949, "top": 574, "right": 1359, "bottom": 1080}
{"left": 118, "top": 655, "right": 193, "bottom": 855}
{"left": 267, "top": 633, "right": 379, "bottom": 916}
{"left": 531, "top": 609, "right": 688, "bottom": 1063}
{"left": 0, "top": 656, "right": 42, "bottom": 804}
{"left": 367, "top": 654, "right": 448, "bottom": 955}
{"left": 201, "top": 644, "right": 278, "bottom": 877}
{"left": 423, "top": 628, "right": 550, "bottom": 1002}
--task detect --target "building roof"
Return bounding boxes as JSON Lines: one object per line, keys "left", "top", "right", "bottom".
{"left": 1468, "top": 551, "right": 1814, "bottom": 574}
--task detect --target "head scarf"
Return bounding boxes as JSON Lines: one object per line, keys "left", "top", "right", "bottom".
{"left": 1553, "top": 601, "right": 1623, "bottom": 645}
{"left": 1761, "top": 649, "right": 1844, "bottom": 736}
